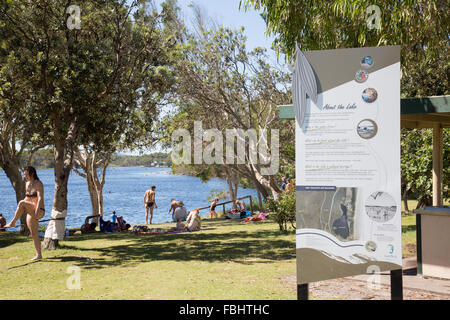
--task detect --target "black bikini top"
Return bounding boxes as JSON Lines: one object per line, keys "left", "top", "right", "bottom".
{"left": 26, "top": 192, "right": 38, "bottom": 198}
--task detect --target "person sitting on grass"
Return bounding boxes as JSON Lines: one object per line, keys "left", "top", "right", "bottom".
{"left": 99, "top": 216, "right": 117, "bottom": 233}
{"left": 80, "top": 215, "right": 99, "bottom": 234}
{"left": 186, "top": 209, "right": 201, "bottom": 231}
{"left": 116, "top": 216, "right": 131, "bottom": 232}
{"left": 112, "top": 211, "right": 117, "bottom": 224}
{"left": 173, "top": 201, "right": 188, "bottom": 230}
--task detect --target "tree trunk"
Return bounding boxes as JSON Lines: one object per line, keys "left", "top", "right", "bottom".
{"left": 402, "top": 186, "right": 409, "bottom": 213}
{"left": 74, "top": 148, "right": 110, "bottom": 221}
{"left": 43, "top": 120, "right": 77, "bottom": 250}
{"left": 416, "top": 195, "right": 432, "bottom": 209}
{"left": 248, "top": 163, "right": 281, "bottom": 201}
{"left": 74, "top": 148, "right": 100, "bottom": 220}
{"left": 88, "top": 174, "right": 100, "bottom": 218}
{"left": 256, "top": 189, "right": 263, "bottom": 209}
{"left": 0, "top": 147, "right": 29, "bottom": 234}
{"left": 92, "top": 151, "right": 109, "bottom": 217}
{"left": 224, "top": 165, "right": 239, "bottom": 208}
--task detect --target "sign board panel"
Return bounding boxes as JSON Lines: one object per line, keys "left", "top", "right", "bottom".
{"left": 295, "top": 46, "right": 402, "bottom": 284}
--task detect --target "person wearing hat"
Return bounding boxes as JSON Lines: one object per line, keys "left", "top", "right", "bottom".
{"left": 173, "top": 200, "right": 188, "bottom": 225}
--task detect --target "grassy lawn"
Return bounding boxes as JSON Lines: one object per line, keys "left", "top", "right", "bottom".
{"left": 0, "top": 205, "right": 437, "bottom": 300}
{"left": 0, "top": 219, "right": 297, "bottom": 300}
{"left": 401, "top": 214, "right": 417, "bottom": 258}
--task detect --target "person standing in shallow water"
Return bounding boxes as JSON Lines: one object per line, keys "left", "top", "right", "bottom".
{"left": 4, "top": 166, "right": 45, "bottom": 261}
{"left": 144, "top": 185, "right": 157, "bottom": 224}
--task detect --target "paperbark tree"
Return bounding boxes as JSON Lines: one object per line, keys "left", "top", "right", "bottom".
{"left": 73, "top": 147, "right": 110, "bottom": 218}
{"left": 172, "top": 21, "right": 290, "bottom": 200}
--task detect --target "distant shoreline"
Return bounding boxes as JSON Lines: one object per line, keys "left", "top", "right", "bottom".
{"left": 0, "top": 166, "right": 173, "bottom": 171}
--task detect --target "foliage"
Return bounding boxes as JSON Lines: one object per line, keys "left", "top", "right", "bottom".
{"left": 110, "top": 153, "right": 172, "bottom": 167}
{"left": 266, "top": 191, "right": 296, "bottom": 232}
{"left": 242, "top": 0, "right": 449, "bottom": 205}
{"left": 206, "top": 189, "right": 229, "bottom": 203}
{"left": 161, "top": 5, "right": 292, "bottom": 200}
{"left": 401, "top": 128, "right": 450, "bottom": 207}
{"left": 240, "top": 0, "right": 449, "bottom": 98}
{"left": 0, "top": 0, "right": 178, "bottom": 218}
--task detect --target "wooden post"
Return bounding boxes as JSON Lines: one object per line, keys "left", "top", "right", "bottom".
{"left": 432, "top": 123, "right": 443, "bottom": 207}
{"left": 416, "top": 213, "right": 423, "bottom": 275}
{"left": 222, "top": 204, "right": 226, "bottom": 216}
{"left": 390, "top": 269, "right": 403, "bottom": 300}
{"left": 297, "top": 283, "right": 309, "bottom": 300}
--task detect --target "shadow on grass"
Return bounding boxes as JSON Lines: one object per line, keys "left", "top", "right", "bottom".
{"left": 46, "top": 221, "right": 295, "bottom": 270}
{"left": 6, "top": 259, "right": 43, "bottom": 270}
{"left": 0, "top": 232, "right": 29, "bottom": 249}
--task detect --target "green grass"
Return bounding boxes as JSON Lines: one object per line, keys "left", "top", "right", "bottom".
{"left": 401, "top": 214, "right": 417, "bottom": 258}
{"left": 400, "top": 199, "right": 449, "bottom": 258}
{"left": 0, "top": 219, "right": 296, "bottom": 300}
{"left": 0, "top": 210, "right": 430, "bottom": 300}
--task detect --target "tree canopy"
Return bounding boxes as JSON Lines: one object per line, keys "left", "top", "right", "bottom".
{"left": 0, "top": 0, "right": 178, "bottom": 241}
{"left": 241, "top": 0, "right": 449, "bottom": 97}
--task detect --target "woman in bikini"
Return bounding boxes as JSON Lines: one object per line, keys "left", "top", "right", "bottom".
{"left": 4, "top": 166, "right": 45, "bottom": 260}
{"left": 209, "top": 198, "right": 219, "bottom": 219}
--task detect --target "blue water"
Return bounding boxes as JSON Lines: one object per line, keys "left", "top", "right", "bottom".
{"left": 0, "top": 167, "right": 258, "bottom": 229}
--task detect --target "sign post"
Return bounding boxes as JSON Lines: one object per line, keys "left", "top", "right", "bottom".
{"left": 293, "top": 46, "right": 403, "bottom": 299}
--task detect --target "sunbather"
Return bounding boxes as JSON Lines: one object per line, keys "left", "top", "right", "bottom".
{"left": 80, "top": 215, "right": 99, "bottom": 234}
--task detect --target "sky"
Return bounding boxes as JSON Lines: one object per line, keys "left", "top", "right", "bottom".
{"left": 154, "top": 0, "right": 279, "bottom": 63}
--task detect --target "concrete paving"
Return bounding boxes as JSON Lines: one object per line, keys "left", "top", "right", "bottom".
{"left": 345, "top": 258, "right": 450, "bottom": 296}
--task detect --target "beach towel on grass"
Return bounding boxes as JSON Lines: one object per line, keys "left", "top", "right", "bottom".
{"left": 242, "top": 211, "right": 269, "bottom": 223}
{"left": 226, "top": 210, "right": 251, "bottom": 219}
{"left": 132, "top": 226, "right": 201, "bottom": 235}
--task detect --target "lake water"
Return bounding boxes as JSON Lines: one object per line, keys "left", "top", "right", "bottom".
{"left": 0, "top": 167, "right": 258, "bottom": 229}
